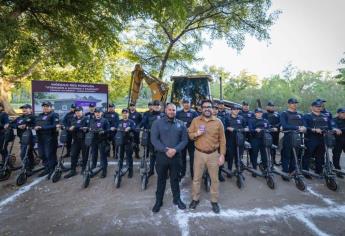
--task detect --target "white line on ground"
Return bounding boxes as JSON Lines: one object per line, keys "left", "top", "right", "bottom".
{"left": 175, "top": 204, "right": 345, "bottom": 236}
{"left": 0, "top": 177, "right": 45, "bottom": 212}
{"left": 306, "top": 187, "right": 335, "bottom": 205}
{"left": 295, "top": 213, "right": 330, "bottom": 236}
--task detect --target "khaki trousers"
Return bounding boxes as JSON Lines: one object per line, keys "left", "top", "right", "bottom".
{"left": 192, "top": 149, "right": 219, "bottom": 203}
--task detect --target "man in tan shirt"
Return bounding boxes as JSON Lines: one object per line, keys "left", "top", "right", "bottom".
{"left": 188, "top": 99, "right": 226, "bottom": 213}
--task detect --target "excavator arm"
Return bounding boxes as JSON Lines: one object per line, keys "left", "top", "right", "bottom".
{"left": 128, "top": 64, "right": 169, "bottom": 106}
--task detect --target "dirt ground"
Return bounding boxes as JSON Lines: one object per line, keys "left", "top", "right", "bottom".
{"left": 1, "top": 141, "right": 345, "bottom": 236}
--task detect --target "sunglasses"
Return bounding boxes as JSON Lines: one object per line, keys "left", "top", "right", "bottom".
{"left": 202, "top": 106, "right": 212, "bottom": 109}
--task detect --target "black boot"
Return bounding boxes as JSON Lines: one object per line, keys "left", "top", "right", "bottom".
{"left": 211, "top": 202, "right": 220, "bottom": 214}
{"left": 218, "top": 172, "right": 225, "bottom": 182}
{"left": 189, "top": 200, "right": 199, "bottom": 210}
{"left": 173, "top": 199, "right": 186, "bottom": 210}
{"left": 148, "top": 169, "right": 154, "bottom": 178}
{"left": 64, "top": 170, "right": 77, "bottom": 179}
{"left": 128, "top": 169, "right": 133, "bottom": 178}
{"left": 152, "top": 201, "right": 162, "bottom": 213}
{"left": 100, "top": 169, "right": 107, "bottom": 178}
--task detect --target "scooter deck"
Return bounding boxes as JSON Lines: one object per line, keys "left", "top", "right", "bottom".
{"left": 301, "top": 169, "right": 324, "bottom": 179}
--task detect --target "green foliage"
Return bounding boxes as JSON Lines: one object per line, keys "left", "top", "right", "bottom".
{"left": 335, "top": 53, "right": 345, "bottom": 86}
{"left": 123, "top": 0, "right": 279, "bottom": 80}
{"left": 212, "top": 65, "right": 345, "bottom": 113}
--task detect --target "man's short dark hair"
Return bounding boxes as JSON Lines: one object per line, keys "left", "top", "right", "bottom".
{"left": 200, "top": 99, "right": 213, "bottom": 108}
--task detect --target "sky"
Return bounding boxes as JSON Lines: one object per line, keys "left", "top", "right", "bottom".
{"left": 197, "top": 0, "right": 345, "bottom": 78}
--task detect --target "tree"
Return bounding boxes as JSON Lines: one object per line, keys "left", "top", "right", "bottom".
{"left": 123, "top": 0, "right": 280, "bottom": 80}
{"left": 223, "top": 70, "right": 259, "bottom": 98}
{"left": 335, "top": 53, "right": 345, "bottom": 86}
{"left": 0, "top": 0, "right": 180, "bottom": 113}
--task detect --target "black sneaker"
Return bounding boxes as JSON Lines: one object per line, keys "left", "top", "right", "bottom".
{"left": 211, "top": 202, "right": 220, "bottom": 214}
{"left": 100, "top": 170, "right": 107, "bottom": 178}
{"left": 303, "top": 174, "right": 312, "bottom": 179}
{"left": 128, "top": 169, "right": 133, "bottom": 178}
{"left": 219, "top": 174, "right": 225, "bottom": 182}
{"left": 281, "top": 175, "right": 290, "bottom": 182}
{"left": 173, "top": 199, "right": 186, "bottom": 210}
{"left": 38, "top": 169, "right": 50, "bottom": 177}
{"left": 226, "top": 172, "right": 232, "bottom": 178}
{"left": 152, "top": 202, "right": 162, "bottom": 213}
{"left": 64, "top": 170, "right": 77, "bottom": 179}
{"left": 148, "top": 171, "right": 154, "bottom": 178}
{"left": 189, "top": 200, "right": 199, "bottom": 210}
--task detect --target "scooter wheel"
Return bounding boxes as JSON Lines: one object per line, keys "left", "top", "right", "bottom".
{"left": 16, "top": 172, "right": 27, "bottom": 186}
{"left": 266, "top": 175, "right": 275, "bottom": 189}
{"left": 326, "top": 177, "right": 337, "bottom": 191}
{"left": 0, "top": 169, "right": 11, "bottom": 181}
{"left": 205, "top": 176, "right": 211, "bottom": 192}
{"left": 114, "top": 173, "right": 121, "bottom": 188}
{"left": 52, "top": 170, "right": 62, "bottom": 183}
{"left": 83, "top": 173, "right": 90, "bottom": 188}
{"left": 141, "top": 174, "right": 148, "bottom": 191}
{"left": 236, "top": 175, "right": 244, "bottom": 189}
{"left": 295, "top": 177, "right": 306, "bottom": 191}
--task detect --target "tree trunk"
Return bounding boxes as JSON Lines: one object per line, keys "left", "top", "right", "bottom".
{"left": 158, "top": 42, "right": 175, "bottom": 80}
{"left": 0, "top": 79, "right": 16, "bottom": 115}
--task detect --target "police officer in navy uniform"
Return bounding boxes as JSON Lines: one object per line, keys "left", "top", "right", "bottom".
{"left": 64, "top": 106, "right": 89, "bottom": 178}
{"left": 212, "top": 105, "right": 227, "bottom": 182}
{"left": 217, "top": 100, "right": 228, "bottom": 120}
{"left": 35, "top": 101, "right": 60, "bottom": 179}
{"left": 249, "top": 108, "right": 272, "bottom": 176}
{"left": 239, "top": 101, "right": 255, "bottom": 126}
{"left": 89, "top": 107, "right": 110, "bottom": 178}
{"left": 0, "top": 103, "right": 9, "bottom": 164}
{"left": 140, "top": 100, "right": 165, "bottom": 177}
{"left": 280, "top": 98, "right": 306, "bottom": 181}
{"left": 141, "top": 101, "right": 153, "bottom": 124}
{"left": 62, "top": 104, "right": 76, "bottom": 158}
{"left": 333, "top": 108, "right": 345, "bottom": 178}
{"left": 225, "top": 104, "right": 248, "bottom": 177}
{"left": 263, "top": 101, "right": 281, "bottom": 165}
{"left": 316, "top": 98, "right": 333, "bottom": 120}
{"left": 13, "top": 104, "right": 36, "bottom": 172}
{"left": 103, "top": 103, "right": 119, "bottom": 159}
{"left": 129, "top": 102, "right": 142, "bottom": 159}
{"left": 85, "top": 103, "right": 96, "bottom": 120}
{"left": 303, "top": 100, "right": 334, "bottom": 177}
{"left": 176, "top": 98, "right": 198, "bottom": 180}
{"left": 117, "top": 108, "right": 136, "bottom": 178}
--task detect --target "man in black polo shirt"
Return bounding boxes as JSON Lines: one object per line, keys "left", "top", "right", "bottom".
{"left": 150, "top": 103, "right": 188, "bottom": 213}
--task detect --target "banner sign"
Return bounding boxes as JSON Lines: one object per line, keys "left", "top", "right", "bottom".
{"left": 32, "top": 80, "right": 108, "bottom": 117}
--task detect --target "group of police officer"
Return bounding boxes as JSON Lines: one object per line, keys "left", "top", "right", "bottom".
{"left": 0, "top": 97, "right": 345, "bottom": 185}
{"left": 212, "top": 98, "right": 345, "bottom": 181}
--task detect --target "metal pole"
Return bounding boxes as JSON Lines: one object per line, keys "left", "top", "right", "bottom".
{"left": 219, "top": 76, "right": 223, "bottom": 100}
